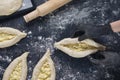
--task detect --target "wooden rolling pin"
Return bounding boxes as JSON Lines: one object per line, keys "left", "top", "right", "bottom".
{"left": 24, "top": 0, "right": 72, "bottom": 23}
{"left": 110, "top": 20, "right": 120, "bottom": 32}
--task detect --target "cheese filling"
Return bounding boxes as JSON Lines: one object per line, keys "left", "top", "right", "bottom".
{"left": 0, "top": 32, "right": 16, "bottom": 42}
{"left": 9, "top": 62, "right": 22, "bottom": 80}
{"left": 37, "top": 60, "right": 51, "bottom": 80}
{"left": 61, "top": 42, "right": 99, "bottom": 51}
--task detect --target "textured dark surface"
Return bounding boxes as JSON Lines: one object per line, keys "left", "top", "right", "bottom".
{"left": 0, "top": 0, "right": 120, "bottom": 80}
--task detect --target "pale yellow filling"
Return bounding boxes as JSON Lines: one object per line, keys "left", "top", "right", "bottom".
{"left": 61, "top": 42, "right": 99, "bottom": 51}
{"left": 9, "top": 62, "right": 22, "bottom": 80}
{"left": 0, "top": 32, "right": 16, "bottom": 42}
{"left": 37, "top": 60, "right": 51, "bottom": 80}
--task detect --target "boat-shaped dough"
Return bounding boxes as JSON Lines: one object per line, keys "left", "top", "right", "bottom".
{"left": 2, "top": 52, "right": 29, "bottom": 80}
{"left": 54, "top": 38, "right": 106, "bottom": 58}
{"left": 0, "top": 27, "right": 27, "bottom": 48}
{"left": 0, "top": 0, "right": 23, "bottom": 16}
{"left": 32, "top": 49, "right": 56, "bottom": 80}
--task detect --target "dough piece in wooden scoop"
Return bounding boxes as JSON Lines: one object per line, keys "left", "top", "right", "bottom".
{"left": 31, "top": 49, "right": 56, "bottom": 80}
{"left": 0, "top": 0, "right": 23, "bottom": 16}
{"left": 0, "top": 27, "right": 27, "bottom": 48}
{"left": 2, "top": 52, "right": 29, "bottom": 80}
{"left": 54, "top": 38, "right": 106, "bottom": 58}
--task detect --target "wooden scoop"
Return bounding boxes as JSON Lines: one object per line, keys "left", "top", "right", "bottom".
{"left": 23, "top": 0, "right": 72, "bottom": 23}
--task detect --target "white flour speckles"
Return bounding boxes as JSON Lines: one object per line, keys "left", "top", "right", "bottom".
{"left": 55, "top": 25, "right": 65, "bottom": 30}
{"left": 76, "top": 72, "right": 80, "bottom": 75}
{"left": 22, "top": 3, "right": 25, "bottom": 7}
{"left": 38, "top": 36, "right": 42, "bottom": 40}
{"left": 26, "top": 44, "right": 29, "bottom": 47}
{"left": 93, "top": 70, "right": 98, "bottom": 73}
{"left": 0, "top": 55, "right": 12, "bottom": 62}
{"left": 0, "top": 56, "right": 2, "bottom": 60}
{"left": 26, "top": 31, "right": 33, "bottom": 38}
{"left": 47, "top": 6, "right": 91, "bottom": 28}
{"left": 75, "top": 7, "right": 91, "bottom": 20}
{"left": 105, "top": 73, "right": 110, "bottom": 78}
{"left": 68, "top": 74, "right": 74, "bottom": 78}
{"left": 54, "top": 57, "right": 62, "bottom": 70}
{"left": 30, "top": 36, "right": 55, "bottom": 54}
{"left": 48, "top": 9, "right": 74, "bottom": 27}
{"left": 59, "top": 66, "right": 101, "bottom": 80}
{"left": 61, "top": 72, "right": 77, "bottom": 80}
{"left": 112, "top": 10, "right": 119, "bottom": 16}
{"left": 113, "top": 40, "right": 118, "bottom": 44}
{"left": 104, "top": 72, "right": 113, "bottom": 79}
{"left": 0, "top": 66, "right": 4, "bottom": 74}
{"left": 46, "top": 37, "right": 53, "bottom": 41}
{"left": 28, "top": 31, "right": 32, "bottom": 35}
{"left": 116, "top": 33, "right": 120, "bottom": 36}
{"left": 28, "top": 75, "right": 32, "bottom": 80}
{"left": 29, "top": 60, "right": 32, "bottom": 64}
{"left": 38, "top": 26, "right": 43, "bottom": 31}
{"left": 29, "top": 67, "right": 32, "bottom": 71}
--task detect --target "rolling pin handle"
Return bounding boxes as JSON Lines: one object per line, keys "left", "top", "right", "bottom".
{"left": 110, "top": 20, "right": 120, "bottom": 32}
{"left": 23, "top": 9, "right": 39, "bottom": 23}
{"left": 23, "top": 0, "right": 71, "bottom": 23}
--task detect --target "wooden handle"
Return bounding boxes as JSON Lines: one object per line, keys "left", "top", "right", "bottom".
{"left": 23, "top": 0, "right": 71, "bottom": 23}
{"left": 110, "top": 20, "right": 120, "bottom": 32}
{"left": 23, "top": 10, "right": 39, "bottom": 23}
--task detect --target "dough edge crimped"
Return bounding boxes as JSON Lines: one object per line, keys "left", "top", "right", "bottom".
{"left": 0, "top": 27, "right": 27, "bottom": 48}
{"left": 2, "top": 52, "right": 29, "bottom": 80}
{"left": 31, "top": 49, "right": 56, "bottom": 80}
{"left": 54, "top": 38, "right": 106, "bottom": 58}
{"left": 0, "top": 0, "right": 23, "bottom": 16}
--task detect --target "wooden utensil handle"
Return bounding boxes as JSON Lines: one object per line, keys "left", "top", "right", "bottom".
{"left": 110, "top": 20, "right": 120, "bottom": 32}
{"left": 24, "top": 0, "right": 72, "bottom": 23}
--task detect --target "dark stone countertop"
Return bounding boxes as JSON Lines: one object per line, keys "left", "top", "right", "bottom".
{"left": 0, "top": 0, "right": 120, "bottom": 80}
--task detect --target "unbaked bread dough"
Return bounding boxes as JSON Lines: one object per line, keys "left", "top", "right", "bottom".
{"left": 2, "top": 52, "right": 29, "bottom": 80}
{"left": 0, "top": 0, "right": 23, "bottom": 16}
{"left": 0, "top": 27, "right": 27, "bottom": 48}
{"left": 54, "top": 38, "right": 106, "bottom": 58}
{"left": 31, "top": 49, "right": 56, "bottom": 80}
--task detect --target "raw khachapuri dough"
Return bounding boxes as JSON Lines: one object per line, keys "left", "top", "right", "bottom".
{"left": 0, "top": 0, "right": 23, "bottom": 16}
{"left": 31, "top": 49, "right": 56, "bottom": 80}
{"left": 0, "top": 27, "right": 27, "bottom": 48}
{"left": 54, "top": 38, "right": 106, "bottom": 58}
{"left": 2, "top": 52, "right": 29, "bottom": 80}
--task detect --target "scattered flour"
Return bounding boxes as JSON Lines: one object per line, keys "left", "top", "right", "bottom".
{"left": 0, "top": 0, "right": 120, "bottom": 80}
{"left": 28, "top": 31, "right": 32, "bottom": 35}
{"left": 29, "top": 36, "right": 55, "bottom": 54}
{"left": 0, "top": 55, "right": 12, "bottom": 62}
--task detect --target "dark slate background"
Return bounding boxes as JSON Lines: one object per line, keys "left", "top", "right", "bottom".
{"left": 0, "top": 0, "right": 120, "bottom": 80}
